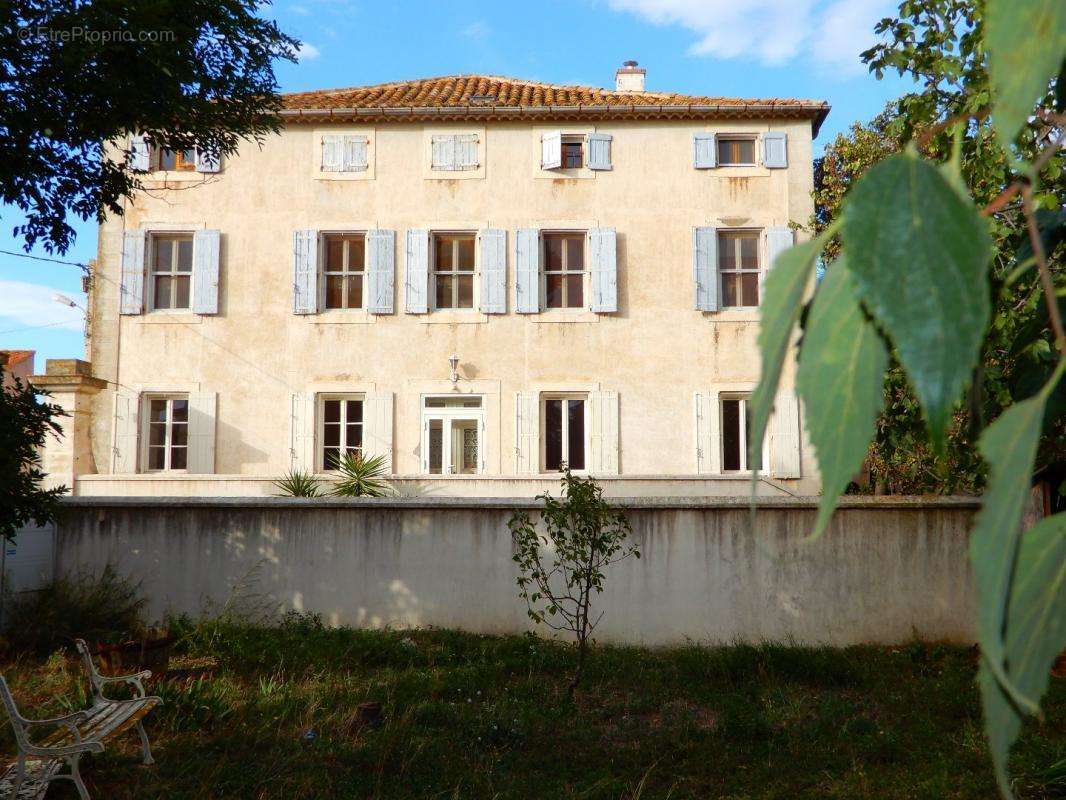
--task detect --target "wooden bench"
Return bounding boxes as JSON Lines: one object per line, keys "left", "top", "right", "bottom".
{"left": 1, "top": 641, "right": 162, "bottom": 799}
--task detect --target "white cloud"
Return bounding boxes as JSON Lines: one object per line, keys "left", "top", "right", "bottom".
{"left": 461, "top": 20, "right": 491, "bottom": 40}
{"left": 607, "top": 0, "right": 893, "bottom": 75}
{"left": 0, "top": 281, "right": 84, "bottom": 331}
{"left": 296, "top": 42, "right": 321, "bottom": 60}
{"left": 290, "top": 4, "right": 311, "bottom": 15}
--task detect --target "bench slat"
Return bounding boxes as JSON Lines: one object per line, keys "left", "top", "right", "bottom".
{"left": 37, "top": 698, "right": 159, "bottom": 749}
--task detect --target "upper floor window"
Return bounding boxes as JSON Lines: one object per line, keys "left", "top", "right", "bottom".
{"left": 149, "top": 234, "right": 193, "bottom": 311}
{"left": 718, "top": 231, "right": 760, "bottom": 308}
{"left": 720, "top": 394, "right": 751, "bottom": 472}
{"left": 561, "top": 135, "right": 584, "bottom": 169}
{"left": 154, "top": 148, "right": 196, "bottom": 172}
{"left": 717, "top": 136, "right": 756, "bottom": 167}
{"left": 144, "top": 394, "right": 188, "bottom": 471}
{"left": 323, "top": 233, "right": 366, "bottom": 310}
{"left": 543, "top": 394, "right": 587, "bottom": 472}
{"left": 431, "top": 134, "right": 479, "bottom": 171}
{"left": 433, "top": 233, "right": 475, "bottom": 310}
{"left": 321, "top": 395, "right": 363, "bottom": 470}
{"left": 543, "top": 232, "right": 585, "bottom": 310}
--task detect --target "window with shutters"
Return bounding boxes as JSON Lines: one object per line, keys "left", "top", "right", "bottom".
{"left": 153, "top": 148, "right": 196, "bottom": 171}
{"left": 543, "top": 232, "right": 585, "bottom": 310}
{"left": 149, "top": 234, "right": 194, "bottom": 311}
{"left": 542, "top": 394, "right": 587, "bottom": 472}
{"left": 323, "top": 233, "right": 366, "bottom": 310}
{"left": 433, "top": 233, "right": 476, "bottom": 310}
{"left": 422, "top": 396, "right": 484, "bottom": 475}
{"left": 716, "top": 136, "right": 756, "bottom": 166}
{"left": 142, "top": 394, "right": 189, "bottom": 472}
{"left": 718, "top": 230, "right": 760, "bottom": 308}
{"left": 720, "top": 394, "right": 752, "bottom": 472}
{"left": 320, "top": 395, "right": 364, "bottom": 470}
{"left": 561, "top": 135, "right": 584, "bottom": 169}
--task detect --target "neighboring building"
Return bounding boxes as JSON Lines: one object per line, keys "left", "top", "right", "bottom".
{"left": 1, "top": 350, "right": 34, "bottom": 391}
{"left": 43, "top": 64, "right": 830, "bottom": 497}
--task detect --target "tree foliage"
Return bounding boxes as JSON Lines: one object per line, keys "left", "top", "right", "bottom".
{"left": 754, "top": 0, "right": 1064, "bottom": 794}
{"left": 1, "top": 0, "right": 298, "bottom": 252}
{"left": 0, "top": 366, "right": 67, "bottom": 541}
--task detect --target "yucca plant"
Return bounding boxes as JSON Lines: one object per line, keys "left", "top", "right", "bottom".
{"left": 273, "top": 469, "right": 321, "bottom": 497}
{"left": 331, "top": 452, "right": 391, "bottom": 498}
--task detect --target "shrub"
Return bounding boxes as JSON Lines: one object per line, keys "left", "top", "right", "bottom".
{"left": 273, "top": 469, "right": 322, "bottom": 497}
{"left": 331, "top": 452, "right": 391, "bottom": 497}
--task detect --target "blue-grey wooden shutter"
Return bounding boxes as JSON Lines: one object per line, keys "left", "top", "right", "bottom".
{"left": 195, "top": 148, "right": 220, "bottom": 173}
{"left": 111, "top": 391, "right": 140, "bottom": 473}
{"left": 321, "top": 135, "right": 343, "bottom": 171}
{"left": 587, "top": 133, "right": 612, "bottom": 170}
{"left": 342, "top": 135, "right": 368, "bottom": 171}
{"left": 763, "top": 132, "right": 788, "bottom": 168}
{"left": 192, "top": 229, "right": 221, "bottom": 315}
{"left": 587, "top": 390, "right": 619, "bottom": 474}
{"left": 292, "top": 229, "right": 318, "bottom": 315}
{"left": 541, "top": 132, "right": 562, "bottom": 170}
{"left": 431, "top": 135, "right": 456, "bottom": 170}
{"left": 186, "top": 392, "right": 217, "bottom": 473}
{"left": 514, "top": 392, "right": 540, "bottom": 474}
{"left": 363, "top": 391, "right": 394, "bottom": 472}
{"left": 693, "top": 226, "right": 718, "bottom": 312}
{"left": 119, "top": 229, "right": 146, "bottom": 315}
{"left": 456, "top": 134, "right": 479, "bottom": 170}
{"left": 479, "top": 229, "right": 507, "bottom": 314}
{"left": 693, "top": 133, "right": 716, "bottom": 168}
{"left": 588, "top": 228, "right": 617, "bottom": 312}
{"left": 290, "top": 393, "right": 316, "bottom": 471}
{"left": 129, "top": 135, "right": 150, "bottom": 172}
{"left": 771, "top": 392, "right": 801, "bottom": 478}
{"left": 405, "top": 229, "right": 429, "bottom": 313}
{"left": 367, "top": 229, "right": 395, "bottom": 314}
{"left": 514, "top": 229, "right": 540, "bottom": 313}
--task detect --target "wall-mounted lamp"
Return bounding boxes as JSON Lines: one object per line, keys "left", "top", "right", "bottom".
{"left": 449, "top": 354, "right": 460, "bottom": 384}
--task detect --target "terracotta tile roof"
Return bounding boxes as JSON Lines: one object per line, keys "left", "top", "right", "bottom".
{"left": 281, "top": 75, "right": 831, "bottom": 135}
{"left": 0, "top": 349, "right": 34, "bottom": 367}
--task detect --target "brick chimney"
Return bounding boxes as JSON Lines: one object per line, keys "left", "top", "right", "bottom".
{"left": 615, "top": 60, "right": 646, "bottom": 92}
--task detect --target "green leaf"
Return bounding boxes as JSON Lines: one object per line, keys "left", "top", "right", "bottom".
{"left": 748, "top": 231, "right": 830, "bottom": 473}
{"left": 979, "top": 511, "right": 1066, "bottom": 797}
{"left": 796, "top": 261, "right": 888, "bottom": 540}
{"left": 843, "top": 152, "right": 992, "bottom": 449}
{"left": 986, "top": 0, "right": 1066, "bottom": 149}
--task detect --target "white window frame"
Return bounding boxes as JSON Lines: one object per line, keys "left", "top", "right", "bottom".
{"left": 147, "top": 232, "right": 194, "bottom": 312}
{"left": 140, "top": 393, "right": 189, "bottom": 473}
{"left": 719, "top": 393, "right": 752, "bottom": 473}
{"left": 716, "top": 134, "right": 758, "bottom": 167}
{"left": 420, "top": 395, "right": 486, "bottom": 475}
{"left": 318, "top": 393, "right": 365, "bottom": 471}
{"left": 541, "top": 230, "right": 588, "bottom": 311}
{"left": 431, "top": 231, "right": 478, "bottom": 312}
{"left": 540, "top": 393, "right": 590, "bottom": 473}
{"left": 718, "top": 228, "right": 762, "bottom": 309}
{"left": 320, "top": 231, "right": 368, "bottom": 311}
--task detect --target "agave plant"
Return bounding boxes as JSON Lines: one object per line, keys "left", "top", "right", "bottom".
{"left": 331, "top": 451, "right": 391, "bottom": 498}
{"left": 273, "top": 469, "right": 321, "bottom": 497}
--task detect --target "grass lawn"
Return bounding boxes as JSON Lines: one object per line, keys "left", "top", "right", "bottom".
{"left": 2, "top": 616, "right": 1064, "bottom": 799}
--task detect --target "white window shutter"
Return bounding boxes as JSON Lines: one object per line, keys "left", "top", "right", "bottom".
{"left": 129, "top": 135, "right": 150, "bottom": 172}
{"left": 514, "top": 392, "right": 540, "bottom": 474}
{"left": 456, "top": 134, "right": 479, "bottom": 170}
{"left": 514, "top": 228, "right": 540, "bottom": 313}
{"left": 186, "top": 392, "right": 218, "bottom": 473}
{"left": 120, "top": 229, "right": 146, "bottom": 315}
{"left": 763, "top": 131, "right": 788, "bottom": 169}
{"left": 321, "top": 135, "right": 343, "bottom": 171}
{"left": 290, "top": 393, "right": 316, "bottom": 472}
{"left": 192, "top": 229, "right": 221, "bottom": 315}
{"left": 541, "top": 131, "right": 562, "bottom": 170}
{"left": 765, "top": 226, "right": 794, "bottom": 296}
{"left": 431, "top": 135, "right": 457, "bottom": 170}
{"left": 693, "top": 133, "right": 716, "bottom": 168}
{"left": 693, "top": 226, "right": 718, "bottom": 312}
{"left": 588, "top": 228, "right": 617, "bottom": 313}
{"left": 587, "top": 133, "right": 612, "bottom": 170}
{"left": 342, "top": 135, "right": 368, "bottom": 171}
{"left": 292, "top": 229, "right": 319, "bottom": 314}
{"left": 363, "top": 392, "right": 394, "bottom": 473}
{"left": 404, "top": 229, "right": 429, "bottom": 313}
{"left": 771, "top": 392, "right": 802, "bottom": 478}
{"left": 366, "top": 229, "right": 395, "bottom": 314}
{"left": 195, "top": 148, "right": 221, "bottom": 173}
{"left": 111, "top": 392, "right": 139, "bottom": 474}
{"left": 694, "top": 392, "right": 714, "bottom": 474}
{"left": 588, "top": 391, "right": 619, "bottom": 475}
{"left": 479, "top": 229, "right": 507, "bottom": 313}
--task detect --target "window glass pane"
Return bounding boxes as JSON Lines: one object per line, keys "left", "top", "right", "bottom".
{"left": 739, "top": 235, "right": 758, "bottom": 269}
{"left": 718, "top": 234, "right": 737, "bottom": 269}
{"left": 451, "top": 420, "right": 478, "bottom": 474}
{"left": 435, "top": 238, "right": 453, "bottom": 270}
{"left": 562, "top": 142, "right": 583, "bottom": 168}
{"left": 429, "top": 419, "right": 443, "bottom": 474}
{"left": 323, "top": 447, "right": 340, "bottom": 470}
{"left": 457, "top": 237, "right": 475, "bottom": 271}
{"left": 150, "top": 399, "right": 168, "bottom": 422}
{"left": 171, "top": 399, "right": 188, "bottom": 422}
{"left": 158, "top": 150, "right": 177, "bottom": 170}
{"left": 149, "top": 423, "right": 166, "bottom": 446}
{"left": 176, "top": 239, "right": 193, "bottom": 272}
{"left": 323, "top": 400, "right": 340, "bottom": 423}
{"left": 741, "top": 273, "right": 760, "bottom": 306}
{"left": 567, "top": 400, "right": 585, "bottom": 471}
{"left": 546, "top": 275, "right": 564, "bottom": 309}
{"left": 345, "top": 423, "right": 362, "bottom": 450}
{"left": 457, "top": 275, "right": 474, "bottom": 308}
{"left": 425, "top": 397, "right": 482, "bottom": 408}
{"left": 544, "top": 400, "right": 563, "bottom": 471}
{"left": 170, "top": 447, "right": 187, "bottom": 470}
{"left": 722, "top": 399, "right": 741, "bottom": 471}
{"left": 565, "top": 275, "right": 583, "bottom": 308}
{"left": 326, "top": 238, "right": 345, "bottom": 270}
{"left": 565, "top": 237, "right": 584, "bottom": 270}
{"left": 325, "top": 275, "right": 344, "bottom": 309}
{"left": 348, "top": 237, "right": 365, "bottom": 270}
{"left": 179, "top": 150, "right": 196, "bottom": 168}
{"left": 346, "top": 400, "right": 363, "bottom": 423}
{"left": 545, "top": 235, "right": 563, "bottom": 270}
{"left": 174, "top": 276, "right": 190, "bottom": 309}
{"left": 436, "top": 275, "right": 454, "bottom": 309}
{"left": 153, "top": 239, "right": 172, "bottom": 271}
{"left": 346, "top": 276, "right": 363, "bottom": 309}
{"left": 171, "top": 423, "right": 188, "bottom": 447}
{"left": 154, "top": 274, "right": 170, "bottom": 307}
{"left": 148, "top": 447, "right": 166, "bottom": 470}
{"left": 324, "top": 424, "right": 340, "bottom": 447}
{"left": 738, "top": 139, "right": 754, "bottom": 164}
{"left": 722, "top": 274, "right": 738, "bottom": 307}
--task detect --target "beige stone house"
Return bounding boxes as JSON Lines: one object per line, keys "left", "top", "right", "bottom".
{"left": 34, "top": 64, "right": 830, "bottom": 497}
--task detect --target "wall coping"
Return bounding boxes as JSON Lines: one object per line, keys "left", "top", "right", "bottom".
{"left": 59, "top": 495, "right": 982, "bottom": 511}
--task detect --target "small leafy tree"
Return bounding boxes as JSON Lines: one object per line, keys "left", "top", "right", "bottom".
{"left": 509, "top": 469, "right": 640, "bottom": 696}
{"left": 331, "top": 452, "right": 391, "bottom": 498}
{"left": 0, "top": 367, "right": 67, "bottom": 541}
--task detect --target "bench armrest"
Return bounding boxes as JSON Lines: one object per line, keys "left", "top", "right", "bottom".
{"left": 25, "top": 739, "right": 105, "bottom": 758}
{"left": 21, "top": 710, "right": 89, "bottom": 729}
{"left": 96, "top": 671, "right": 151, "bottom": 699}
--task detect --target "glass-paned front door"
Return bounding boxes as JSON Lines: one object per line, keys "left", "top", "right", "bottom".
{"left": 423, "top": 396, "right": 484, "bottom": 475}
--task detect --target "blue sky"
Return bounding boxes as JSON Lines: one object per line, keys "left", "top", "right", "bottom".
{"left": 0, "top": 0, "right": 912, "bottom": 368}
